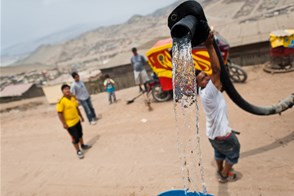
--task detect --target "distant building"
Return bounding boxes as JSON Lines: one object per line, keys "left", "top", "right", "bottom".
{"left": 0, "top": 83, "right": 44, "bottom": 103}
{"left": 41, "top": 74, "right": 73, "bottom": 104}
{"left": 42, "top": 70, "right": 102, "bottom": 104}
{"left": 99, "top": 49, "right": 152, "bottom": 90}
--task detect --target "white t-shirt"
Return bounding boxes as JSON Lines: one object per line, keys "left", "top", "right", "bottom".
{"left": 199, "top": 80, "right": 231, "bottom": 139}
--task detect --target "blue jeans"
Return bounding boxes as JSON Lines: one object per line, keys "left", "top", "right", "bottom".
{"left": 209, "top": 132, "right": 240, "bottom": 165}
{"left": 80, "top": 97, "right": 97, "bottom": 122}
{"left": 108, "top": 91, "right": 116, "bottom": 103}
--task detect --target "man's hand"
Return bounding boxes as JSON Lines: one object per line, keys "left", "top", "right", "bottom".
{"left": 76, "top": 107, "right": 84, "bottom": 122}
{"left": 63, "top": 123, "right": 68, "bottom": 129}
{"left": 205, "top": 31, "right": 214, "bottom": 48}
{"left": 58, "top": 112, "right": 68, "bottom": 129}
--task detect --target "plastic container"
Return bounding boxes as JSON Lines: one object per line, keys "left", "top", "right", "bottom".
{"left": 158, "top": 190, "right": 213, "bottom": 196}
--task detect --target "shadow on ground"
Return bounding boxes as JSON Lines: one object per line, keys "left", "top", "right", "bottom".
{"left": 83, "top": 134, "right": 100, "bottom": 155}
{"left": 241, "top": 132, "right": 294, "bottom": 159}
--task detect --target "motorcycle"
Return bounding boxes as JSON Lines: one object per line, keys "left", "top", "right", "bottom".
{"left": 148, "top": 73, "right": 172, "bottom": 102}
{"left": 226, "top": 59, "right": 247, "bottom": 83}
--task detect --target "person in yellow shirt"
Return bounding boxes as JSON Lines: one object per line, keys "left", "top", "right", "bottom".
{"left": 57, "top": 84, "right": 91, "bottom": 159}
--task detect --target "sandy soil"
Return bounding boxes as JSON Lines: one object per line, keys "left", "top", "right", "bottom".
{"left": 1, "top": 65, "right": 294, "bottom": 196}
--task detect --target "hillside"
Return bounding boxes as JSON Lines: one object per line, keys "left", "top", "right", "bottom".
{"left": 8, "top": 0, "right": 294, "bottom": 71}
{"left": 12, "top": 0, "right": 183, "bottom": 68}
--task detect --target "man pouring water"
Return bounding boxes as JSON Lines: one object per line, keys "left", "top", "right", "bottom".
{"left": 196, "top": 32, "right": 240, "bottom": 183}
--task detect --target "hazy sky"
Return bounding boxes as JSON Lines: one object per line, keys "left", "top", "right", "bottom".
{"left": 1, "top": 0, "right": 175, "bottom": 49}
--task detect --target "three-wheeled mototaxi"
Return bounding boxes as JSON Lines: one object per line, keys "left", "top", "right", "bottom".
{"left": 146, "top": 32, "right": 247, "bottom": 102}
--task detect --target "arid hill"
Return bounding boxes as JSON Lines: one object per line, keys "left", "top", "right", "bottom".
{"left": 6, "top": 0, "right": 294, "bottom": 74}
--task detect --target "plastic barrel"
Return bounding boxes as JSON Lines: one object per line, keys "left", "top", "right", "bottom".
{"left": 158, "top": 190, "right": 213, "bottom": 196}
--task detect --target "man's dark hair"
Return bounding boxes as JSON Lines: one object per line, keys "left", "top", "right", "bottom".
{"left": 61, "top": 84, "right": 70, "bottom": 91}
{"left": 71, "top": 72, "right": 78, "bottom": 78}
{"left": 105, "top": 74, "right": 110, "bottom": 78}
{"left": 195, "top": 69, "right": 201, "bottom": 76}
{"left": 131, "top": 47, "right": 137, "bottom": 52}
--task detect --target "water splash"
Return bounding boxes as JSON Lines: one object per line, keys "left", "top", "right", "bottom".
{"left": 172, "top": 36, "right": 207, "bottom": 194}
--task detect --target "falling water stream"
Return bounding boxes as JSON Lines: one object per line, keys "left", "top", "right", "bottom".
{"left": 172, "top": 35, "right": 207, "bottom": 195}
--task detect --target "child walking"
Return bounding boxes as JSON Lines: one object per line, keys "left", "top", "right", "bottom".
{"left": 57, "top": 84, "right": 91, "bottom": 159}
{"left": 103, "top": 74, "right": 117, "bottom": 104}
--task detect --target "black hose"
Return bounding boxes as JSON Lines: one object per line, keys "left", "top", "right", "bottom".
{"left": 170, "top": 15, "right": 198, "bottom": 40}
{"left": 168, "top": 0, "right": 294, "bottom": 115}
{"left": 212, "top": 39, "right": 294, "bottom": 115}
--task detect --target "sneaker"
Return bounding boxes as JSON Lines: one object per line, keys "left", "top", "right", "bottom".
{"left": 90, "top": 121, "right": 97, "bottom": 125}
{"left": 77, "top": 150, "right": 84, "bottom": 159}
{"left": 226, "top": 171, "right": 237, "bottom": 182}
{"left": 217, "top": 171, "right": 237, "bottom": 183}
{"left": 81, "top": 144, "right": 92, "bottom": 150}
{"left": 216, "top": 171, "right": 226, "bottom": 183}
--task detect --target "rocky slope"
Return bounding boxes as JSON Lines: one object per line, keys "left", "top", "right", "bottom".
{"left": 11, "top": 0, "right": 294, "bottom": 70}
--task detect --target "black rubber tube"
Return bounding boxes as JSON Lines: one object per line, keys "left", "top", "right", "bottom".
{"left": 212, "top": 39, "right": 294, "bottom": 115}
{"left": 168, "top": 0, "right": 294, "bottom": 115}
{"left": 170, "top": 15, "right": 198, "bottom": 39}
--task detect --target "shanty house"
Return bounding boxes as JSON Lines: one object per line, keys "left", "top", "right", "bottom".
{"left": 0, "top": 83, "right": 44, "bottom": 103}
{"left": 99, "top": 49, "right": 152, "bottom": 90}
{"left": 42, "top": 70, "right": 101, "bottom": 104}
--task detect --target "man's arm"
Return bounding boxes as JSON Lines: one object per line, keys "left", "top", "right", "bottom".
{"left": 70, "top": 84, "right": 80, "bottom": 103}
{"left": 141, "top": 55, "right": 148, "bottom": 66}
{"left": 110, "top": 79, "right": 115, "bottom": 84}
{"left": 130, "top": 57, "right": 134, "bottom": 66}
{"left": 205, "top": 32, "right": 222, "bottom": 90}
{"left": 57, "top": 112, "right": 68, "bottom": 129}
{"left": 112, "top": 79, "right": 118, "bottom": 88}
{"left": 76, "top": 107, "right": 84, "bottom": 122}
{"left": 103, "top": 80, "right": 107, "bottom": 90}
{"left": 70, "top": 84, "right": 75, "bottom": 95}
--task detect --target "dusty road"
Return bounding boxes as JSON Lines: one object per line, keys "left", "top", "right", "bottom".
{"left": 1, "top": 65, "right": 294, "bottom": 196}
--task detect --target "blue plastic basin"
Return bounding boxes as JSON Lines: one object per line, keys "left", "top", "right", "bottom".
{"left": 158, "top": 190, "right": 213, "bottom": 196}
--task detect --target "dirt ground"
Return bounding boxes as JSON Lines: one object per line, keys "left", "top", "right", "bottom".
{"left": 1, "top": 65, "right": 294, "bottom": 196}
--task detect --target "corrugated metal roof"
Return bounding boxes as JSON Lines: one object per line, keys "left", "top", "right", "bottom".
{"left": 42, "top": 85, "right": 64, "bottom": 104}
{"left": 0, "top": 83, "right": 34, "bottom": 98}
